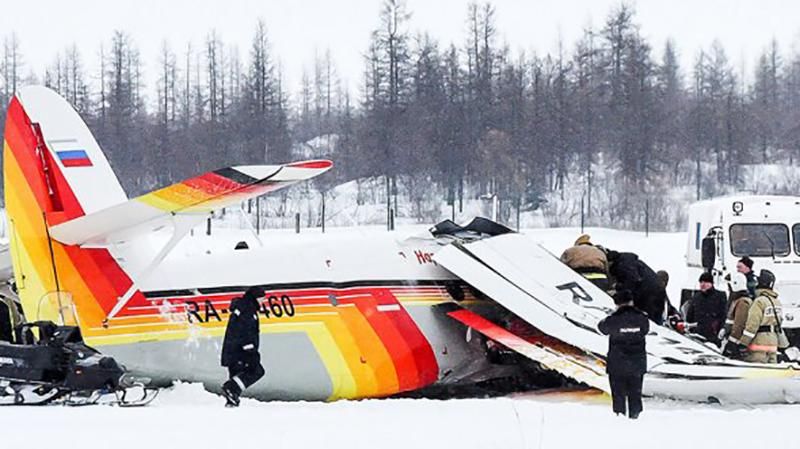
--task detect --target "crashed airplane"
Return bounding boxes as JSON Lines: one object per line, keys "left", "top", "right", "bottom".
{"left": 1, "top": 86, "right": 800, "bottom": 405}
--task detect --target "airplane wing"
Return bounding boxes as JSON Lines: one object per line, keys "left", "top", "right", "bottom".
{"left": 433, "top": 233, "right": 727, "bottom": 368}
{"left": 434, "top": 232, "right": 800, "bottom": 403}
{"left": 48, "top": 160, "right": 332, "bottom": 246}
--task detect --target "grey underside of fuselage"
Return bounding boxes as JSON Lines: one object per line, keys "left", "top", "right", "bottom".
{"left": 99, "top": 303, "right": 496, "bottom": 401}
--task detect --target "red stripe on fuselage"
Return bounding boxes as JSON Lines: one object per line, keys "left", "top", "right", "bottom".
{"left": 340, "top": 294, "right": 421, "bottom": 392}
{"left": 115, "top": 285, "right": 442, "bottom": 391}
{"left": 370, "top": 289, "right": 438, "bottom": 388}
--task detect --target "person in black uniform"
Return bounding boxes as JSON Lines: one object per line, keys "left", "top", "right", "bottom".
{"left": 221, "top": 286, "right": 266, "bottom": 407}
{"left": 598, "top": 290, "right": 649, "bottom": 419}
{"left": 606, "top": 250, "right": 667, "bottom": 325}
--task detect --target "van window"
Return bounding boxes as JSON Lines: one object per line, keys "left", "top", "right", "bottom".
{"left": 729, "top": 224, "right": 790, "bottom": 257}
{"left": 794, "top": 224, "right": 800, "bottom": 255}
{"left": 695, "top": 222, "right": 701, "bottom": 250}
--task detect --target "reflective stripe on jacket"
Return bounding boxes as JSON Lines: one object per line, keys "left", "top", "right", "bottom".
{"left": 725, "top": 293, "right": 752, "bottom": 345}
{"left": 740, "top": 288, "right": 781, "bottom": 354}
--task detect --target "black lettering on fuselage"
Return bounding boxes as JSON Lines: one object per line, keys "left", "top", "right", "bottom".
{"left": 186, "top": 301, "right": 203, "bottom": 323}
{"left": 204, "top": 300, "right": 222, "bottom": 322}
{"left": 556, "top": 282, "right": 593, "bottom": 305}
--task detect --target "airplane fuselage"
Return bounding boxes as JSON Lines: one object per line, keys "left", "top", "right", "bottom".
{"left": 91, "top": 230, "right": 495, "bottom": 400}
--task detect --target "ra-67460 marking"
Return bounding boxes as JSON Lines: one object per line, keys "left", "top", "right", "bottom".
{"left": 185, "top": 295, "right": 296, "bottom": 324}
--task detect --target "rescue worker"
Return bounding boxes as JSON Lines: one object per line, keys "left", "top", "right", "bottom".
{"left": 656, "top": 270, "right": 681, "bottom": 324}
{"left": 737, "top": 256, "right": 757, "bottom": 298}
{"left": 606, "top": 250, "right": 667, "bottom": 325}
{"left": 738, "top": 270, "right": 787, "bottom": 363}
{"left": 684, "top": 272, "right": 727, "bottom": 346}
{"left": 0, "top": 294, "right": 22, "bottom": 343}
{"left": 598, "top": 290, "right": 648, "bottom": 419}
{"left": 560, "top": 234, "right": 609, "bottom": 291}
{"left": 721, "top": 272, "right": 753, "bottom": 359}
{"left": 221, "top": 286, "right": 267, "bottom": 407}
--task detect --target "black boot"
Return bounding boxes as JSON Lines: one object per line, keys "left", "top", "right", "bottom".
{"left": 221, "top": 380, "right": 242, "bottom": 407}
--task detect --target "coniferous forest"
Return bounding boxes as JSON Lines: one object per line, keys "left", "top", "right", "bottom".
{"left": 1, "top": 2, "right": 799, "bottom": 230}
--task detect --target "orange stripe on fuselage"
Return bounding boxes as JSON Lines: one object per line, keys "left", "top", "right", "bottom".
{"left": 347, "top": 295, "right": 421, "bottom": 392}
{"left": 334, "top": 299, "right": 399, "bottom": 396}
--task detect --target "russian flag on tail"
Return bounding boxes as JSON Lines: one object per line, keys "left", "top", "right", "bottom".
{"left": 57, "top": 149, "right": 93, "bottom": 167}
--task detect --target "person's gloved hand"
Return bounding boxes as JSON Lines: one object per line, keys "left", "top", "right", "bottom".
{"left": 722, "top": 342, "right": 748, "bottom": 358}
{"left": 722, "top": 342, "right": 737, "bottom": 357}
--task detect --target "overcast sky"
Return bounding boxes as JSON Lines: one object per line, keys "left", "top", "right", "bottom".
{"left": 3, "top": 0, "right": 800, "bottom": 99}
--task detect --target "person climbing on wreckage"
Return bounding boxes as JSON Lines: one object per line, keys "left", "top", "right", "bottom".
{"left": 560, "top": 234, "right": 610, "bottom": 292}
{"left": 605, "top": 250, "right": 668, "bottom": 325}
{"left": 221, "top": 286, "right": 267, "bottom": 407}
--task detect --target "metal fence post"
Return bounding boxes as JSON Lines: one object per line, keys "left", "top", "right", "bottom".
{"left": 321, "top": 192, "right": 326, "bottom": 234}
{"left": 255, "top": 197, "right": 260, "bottom": 235}
{"left": 580, "top": 195, "right": 585, "bottom": 234}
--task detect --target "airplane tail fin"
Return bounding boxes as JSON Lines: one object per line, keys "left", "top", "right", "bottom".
{"left": 4, "top": 86, "right": 334, "bottom": 339}
{"left": 4, "top": 86, "right": 131, "bottom": 329}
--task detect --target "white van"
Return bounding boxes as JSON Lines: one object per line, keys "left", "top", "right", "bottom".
{"left": 684, "top": 195, "right": 800, "bottom": 342}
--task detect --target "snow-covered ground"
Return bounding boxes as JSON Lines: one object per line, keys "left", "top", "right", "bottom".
{"left": 3, "top": 225, "right": 799, "bottom": 448}
{"left": 4, "top": 383, "right": 798, "bottom": 449}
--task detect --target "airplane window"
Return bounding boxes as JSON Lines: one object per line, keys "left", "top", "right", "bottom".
{"left": 729, "top": 224, "right": 790, "bottom": 257}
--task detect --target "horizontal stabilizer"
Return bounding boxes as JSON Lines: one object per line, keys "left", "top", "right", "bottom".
{"left": 49, "top": 160, "right": 332, "bottom": 246}
{"left": 446, "top": 306, "right": 609, "bottom": 392}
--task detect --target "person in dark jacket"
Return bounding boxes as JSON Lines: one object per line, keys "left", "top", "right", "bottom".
{"left": 0, "top": 300, "right": 12, "bottom": 342}
{"left": 0, "top": 294, "right": 22, "bottom": 343}
{"left": 737, "top": 256, "right": 757, "bottom": 298}
{"left": 656, "top": 270, "right": 682, "bottom": 322}
{"left": 607, "top": 250, "right": 667, "bottom": 325}
{"left": 598, "top": 290, "right": 649, "bottom": 419}
{"left": 684, "top": 272, "right": 727, "bottom": 346}
{"left": 221, "top": 286, "right": 266, "bottom": 407}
